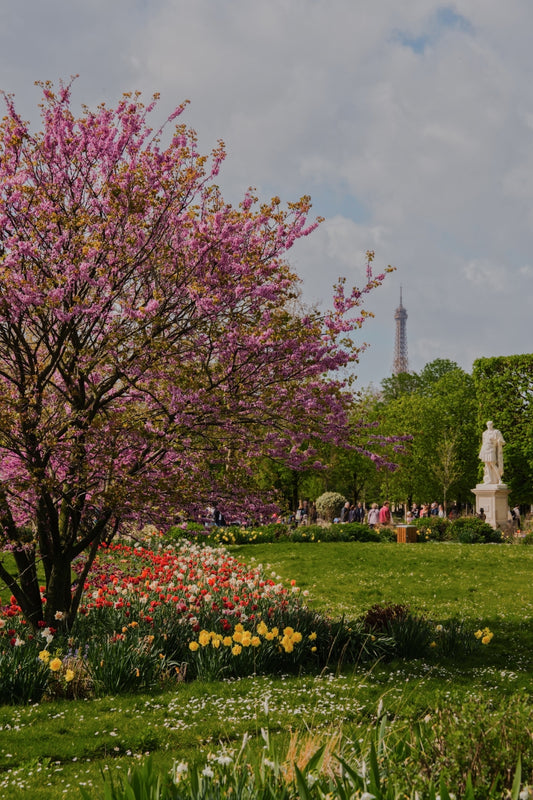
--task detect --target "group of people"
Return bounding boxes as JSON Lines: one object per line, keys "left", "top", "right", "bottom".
{"left": 339, "top": 501, "right": 367, "bottom": 523}
{"left": 339, "top": 499, "right": 449, "bottom": 527}
{"left": 405, "top": 502, "right": 445, "bottom": 523}
{"left": 339, "top": 500, "right": 391, "bottom": 527}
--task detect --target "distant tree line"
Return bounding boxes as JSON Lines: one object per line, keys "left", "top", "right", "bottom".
{"left": 259, "top": 356, "right": 533, "bottom": 514}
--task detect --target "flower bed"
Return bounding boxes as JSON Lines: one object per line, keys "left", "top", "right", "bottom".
{"left": 0, "top": 539, "right": 492, "bottom": 704}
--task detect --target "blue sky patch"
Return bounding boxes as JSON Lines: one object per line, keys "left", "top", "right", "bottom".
{"left": 393, "top": 6, "right": 474, "bottom": 53}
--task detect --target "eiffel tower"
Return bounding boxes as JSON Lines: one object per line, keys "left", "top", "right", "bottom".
{"left": 392, "top": 288, "right": 409, "bottom": 375}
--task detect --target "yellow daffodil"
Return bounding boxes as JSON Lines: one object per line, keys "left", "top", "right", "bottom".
{"left": 198, "top": 630, "right": 210, "bottom": 647}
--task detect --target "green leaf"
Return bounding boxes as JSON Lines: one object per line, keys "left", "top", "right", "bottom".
{"left": 367, "top": 741, "right": 382, "bottom": 798}
{"left": 294, "top": 763, "right": 312, "bottom": 800}
{"left": 463, "top": 774, "right": 475, "bottom": 800}
{"left": 438, "top": 774, "right": 452, "bottom": 800}
{"left": 510, "top": 754, "right": 522, "bottom": 800}
{"left": 306, "top": 743, "right": 326, "bottom": 774}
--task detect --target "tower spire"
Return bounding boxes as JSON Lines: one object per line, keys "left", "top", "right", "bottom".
{"left": 392, "top": 287, "right": 408, "bottom": 375}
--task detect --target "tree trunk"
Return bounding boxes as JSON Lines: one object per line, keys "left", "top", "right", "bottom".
{"left": 44, "top": 555, "right": 74, "bottom": 628}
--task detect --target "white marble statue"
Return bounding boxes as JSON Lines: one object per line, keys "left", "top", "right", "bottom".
{"left": 479, "top": 420, "right": 505, "bottom": 485}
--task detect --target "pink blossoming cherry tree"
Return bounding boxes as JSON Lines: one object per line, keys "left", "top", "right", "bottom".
{"left": 0, "top": 82, "right": 391, "bottom": 629}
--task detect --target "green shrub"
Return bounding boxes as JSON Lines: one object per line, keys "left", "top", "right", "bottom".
{"left": 288, "top": 524, "right": 324, "bottom": 542}
{"left": 315, "top": 492, "right": 347, "bottom": 523}
{"left": 448, "top": 516, "right": 503, "bottom": 543}
{"left": 415, "top": 517, "right": 451, "bottom": 541}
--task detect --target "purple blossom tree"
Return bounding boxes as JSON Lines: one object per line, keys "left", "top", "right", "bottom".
{"left": 0, "top": 82, "right": 391, "bottom": 628}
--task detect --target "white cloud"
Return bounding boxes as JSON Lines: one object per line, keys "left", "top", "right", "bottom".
{"left": 463, "top": 259, "right": 512, "bottom": 293}
{"left": 0, "top": 0, "right": 532, "bottom": 387}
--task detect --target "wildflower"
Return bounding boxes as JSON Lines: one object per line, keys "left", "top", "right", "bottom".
{"left": 174, "top": 762, "right": 188, "bottom": 782}
{"left": 49, "top": 657, "right": 62, "bottom": 672}
{"left": 189, "top": 641, "right": 199, "bottom": 652}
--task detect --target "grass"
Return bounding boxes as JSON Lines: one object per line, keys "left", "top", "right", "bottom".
{"left": 1, "top": 540, "right": 533, "bottom": 798}
{"left": 233, "top": 540, "right": 533, "bottom": 619}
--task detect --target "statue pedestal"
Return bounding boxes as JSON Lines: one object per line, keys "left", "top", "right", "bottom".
{"left": 471, "top": 484, "right": 510, "bottom": 530}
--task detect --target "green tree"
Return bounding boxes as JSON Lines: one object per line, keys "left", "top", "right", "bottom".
{"left": 375, "top": 361, "right": 478, "bottom": 508}
{"left": 429, "top": 434, "right": 462, "bottom": 513}
{"left": 473, "top": 355, "right": 533, "bottom": 505}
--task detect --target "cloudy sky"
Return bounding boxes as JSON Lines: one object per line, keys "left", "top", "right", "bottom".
{"left": 1, "top": 1, "right": 532, "bottom": 388}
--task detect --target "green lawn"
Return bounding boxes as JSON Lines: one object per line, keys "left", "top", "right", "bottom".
{"left": 233, "top": 541, "right": 533, "bottom": 620}
{"left": 1, "top": 541, "right": 533, "bottom": 798}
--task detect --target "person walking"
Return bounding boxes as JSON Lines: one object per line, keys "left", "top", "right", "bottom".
{"left": 340, "top": 501, "right": 350, "bottom": 523}
{"left": 367, "top": 503, "right": 380, "bottom": 528}
{"left": 379, "top": 501, "right": 391, "bottom": 526}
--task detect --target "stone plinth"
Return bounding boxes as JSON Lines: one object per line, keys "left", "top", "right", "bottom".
{"left": 471, "top": 484, "right": 510, "bottom": 529}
